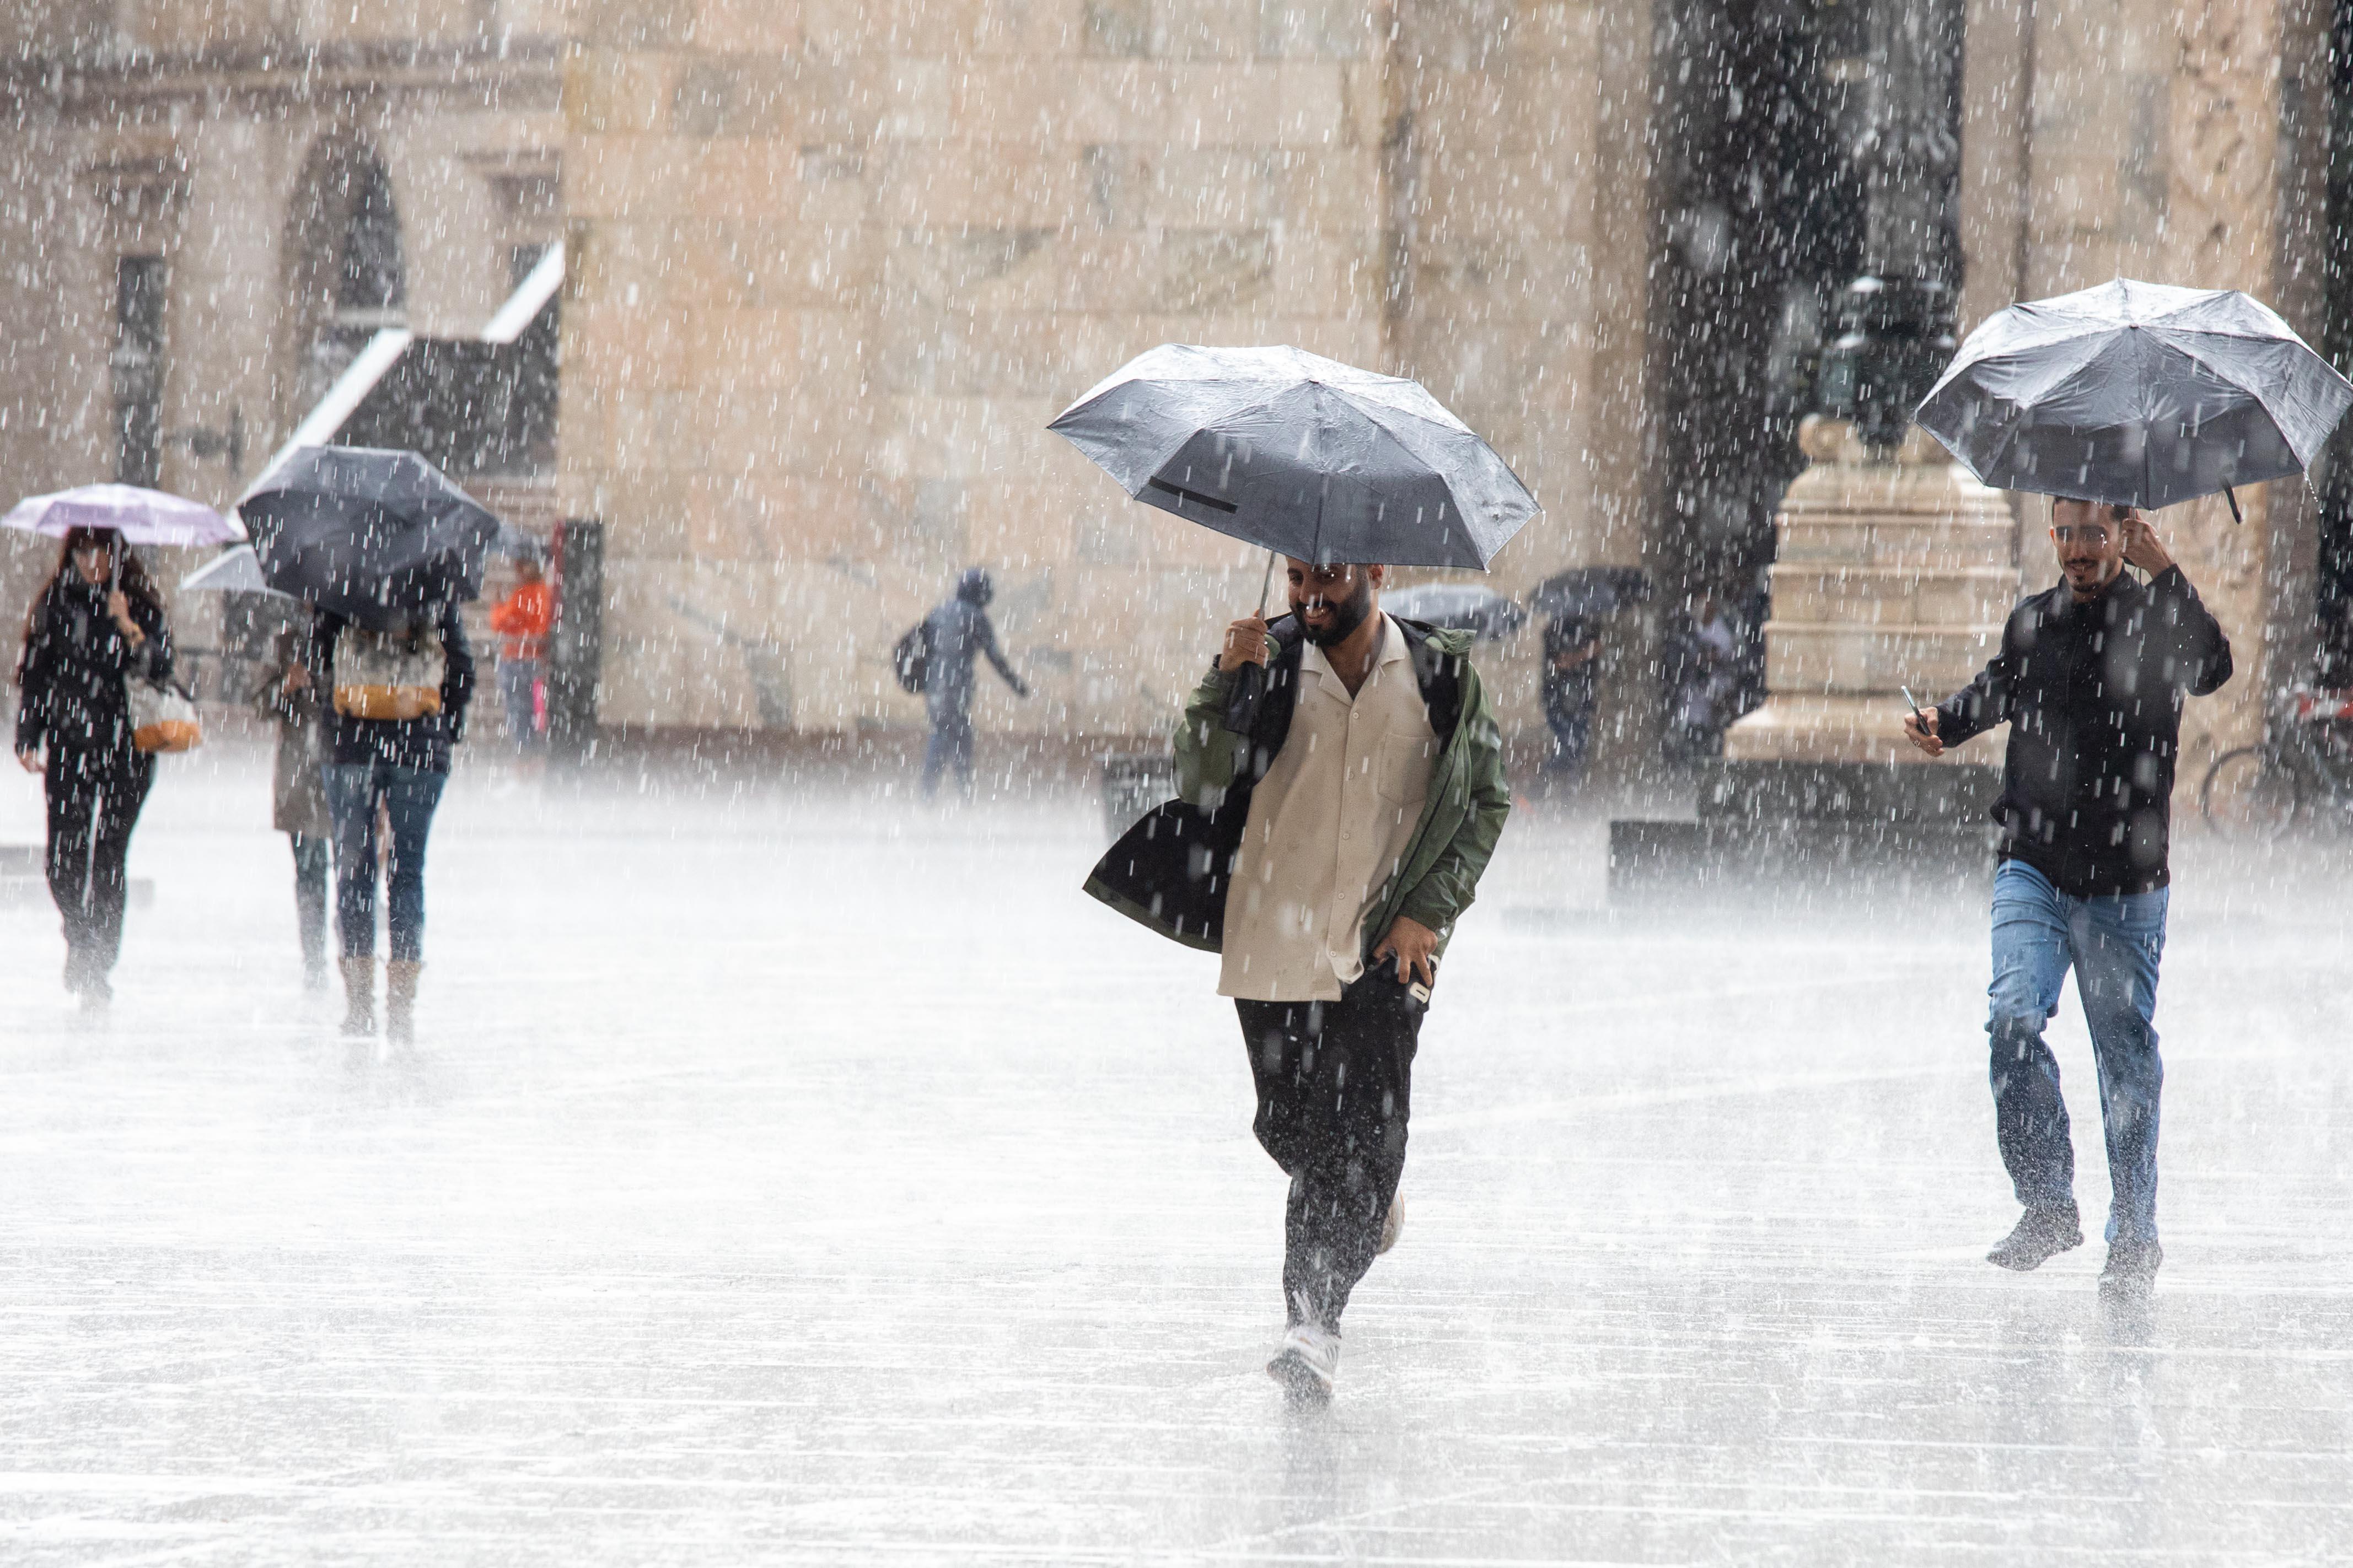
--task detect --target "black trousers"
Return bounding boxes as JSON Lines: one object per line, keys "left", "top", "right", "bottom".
{"left": 1235, "top": 973, "right": 1423, "bottom": 1332}
{"left": 44, "top": 745, "right": 154, "bottom": 990}
{"left": 290, "top": 833, "right": 332, "bottom": 968}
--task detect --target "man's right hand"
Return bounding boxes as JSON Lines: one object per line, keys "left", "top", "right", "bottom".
{"left": 1902, "top": 705, "right": 1943, "bottom": 757}
{"left": 1218, "top": 615, "right": 1270, "bottom": 673}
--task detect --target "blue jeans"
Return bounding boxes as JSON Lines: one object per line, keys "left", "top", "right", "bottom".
{"left": 499, "top": 658, "right": 544, "bottom": 755}
{"left": 922, "top": 711, "right": 974, "bottom": 800}
{"left": 325, "top": 761, "right": 447, "bottom": 963}
{"left": 1986, "top": 860, "right": 2169, "bottom": 1244}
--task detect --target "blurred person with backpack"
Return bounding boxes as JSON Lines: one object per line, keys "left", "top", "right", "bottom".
{"left": 307, "top": 601, "right": 474, "bottom": 1043}
{"left": 12, "top": 527, "right": 178, "bottom": 1008}
{"left": 252, "top": 614, "right": 334, "bottom": 990}
{"left": 486, "top": 551, "right": 553, "bottom": 761}
{"left": 899, "top": 567, "right": 1030, "bottom": 801}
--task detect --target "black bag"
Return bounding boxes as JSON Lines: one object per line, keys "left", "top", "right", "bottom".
{"left": 892, "top": 621, "right": 931, "bottom": 694}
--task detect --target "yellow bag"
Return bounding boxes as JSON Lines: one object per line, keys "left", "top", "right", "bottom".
{"left": 333, "top": 624, "right": 446, "bottom": 721}
{"left": 130, "top": 676, "right": 202, "bottom": 754}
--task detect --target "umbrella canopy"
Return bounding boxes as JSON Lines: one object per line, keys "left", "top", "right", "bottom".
{"left": 1380, "top": 582, "right": 1527, "bottom": 640}
{"left": 1916, "top": 278, "right": 2353, "bottom": 510}
{"left": 1, "top": 483, "right": 241, "bottom": 546}
{"left": 1047, "top": 344, "right": 1538, "bottom": 569}
{"left": 179, "top": 543, "right": 293, "bottom": 598}
{"left": 238, "top": 446, "right": 500, "bottom": 629}
{"left": 1530, "top": 565, "right": 1653, "bottom": 620}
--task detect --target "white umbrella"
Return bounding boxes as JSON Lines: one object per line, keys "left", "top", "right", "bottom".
{"left": 179, "top": 543, "right": 292, "bottom": 597}
{"left": 1, "top": 483, "right": 243, "bottom": 546}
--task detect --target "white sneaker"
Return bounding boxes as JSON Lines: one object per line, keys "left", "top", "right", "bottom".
{"left": 1267, "top": 1304, "right": 1340, "bottom": 1399}
{"left": 1377, "top": 1195, "right": 1404, "bottom": 1256}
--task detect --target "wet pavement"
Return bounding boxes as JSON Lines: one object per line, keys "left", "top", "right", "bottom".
{"left": 4, "top": 750, "right": 2350, "bottom": 1564}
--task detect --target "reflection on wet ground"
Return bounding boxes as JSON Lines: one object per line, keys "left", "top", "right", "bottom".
{"left": 3, "top": 757, "right": 2349, "bottom": 1562}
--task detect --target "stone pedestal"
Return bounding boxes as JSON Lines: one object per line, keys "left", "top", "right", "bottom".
{"left": 1609, "top": 419, "right": 2019, "bottom": 909}
{"left": 1727, "top": 417, "right": 2018, "bottom": 764}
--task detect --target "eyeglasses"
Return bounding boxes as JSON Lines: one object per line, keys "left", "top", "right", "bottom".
{"left": 2050, "top": 525, "right": 2115, "bottom": 546}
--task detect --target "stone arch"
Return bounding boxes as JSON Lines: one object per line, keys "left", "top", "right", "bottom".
{"left": 281, "top": 133, "right": 407, "bottom": 418}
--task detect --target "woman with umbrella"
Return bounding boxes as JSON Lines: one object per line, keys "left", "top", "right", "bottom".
{"left": 244, "top": 446, "right": 493, "bottom": 1046}
{"left": 12, "top": 528, "right": 178, "bottom": 1007}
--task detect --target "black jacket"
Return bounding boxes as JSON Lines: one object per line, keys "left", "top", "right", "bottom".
{"left": 14, "top": 576, "right": 173, "bottom": 758}
{"left": 1937, "top": 566, "right": 2232, "bottom": 897}
{"left": 307, "top": 605, "right": 476, "bottom": 774}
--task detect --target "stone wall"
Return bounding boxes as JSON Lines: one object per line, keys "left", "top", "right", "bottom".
{"left": 560, "top": 0, "right": 1647, "bottom": 746}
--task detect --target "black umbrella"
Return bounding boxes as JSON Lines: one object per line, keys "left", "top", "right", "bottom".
{"left": 1530, "top": 565, "right": 1652, "bottom": 620}
{"left": 1381, "top": 582, "right": 1527, "bottom": 640}
{"left": 1048, "top": 344, "right": 1538, "bottom": 570}
{"left": 1916, "top": 278, "right": 2353, "bottom": 517}
{"left": 239, "top": 446, "right": 500, "bottom": 629}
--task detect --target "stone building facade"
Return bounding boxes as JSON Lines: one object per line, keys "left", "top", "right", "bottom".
{"left": 0, "top": 1, "right": 2344, "bottom": 775}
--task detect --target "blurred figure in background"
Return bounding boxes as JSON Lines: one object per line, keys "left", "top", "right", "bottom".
{"left": 1664, "top": 592, "right": 1740, "bottom": 765}
{"left": 12, "top": 527, "right": 174, "bottom": 1008}
{"left": 254, "top": 615, "right": 334, "bottom": 990}
{"left": 920, "top": 567, "right": 1030, "bottom": 801}
{"left": 487, "top": 552, "right": 552, "bottom": 765}
{"left": 1539, "top": 613, "right": 1603, "bottom": 790}
{"left": 310, "top": 602, "right": 474, "bottom": 1044}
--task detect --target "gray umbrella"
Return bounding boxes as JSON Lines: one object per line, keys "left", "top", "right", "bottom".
{"left": 1047, "top": 344, "right": 1538, "bottom": 569}
{"left": 1381, "top": 582, "right": 1527, "bottom": 640}
{"left": 1916, "top": 278, "right": 2353, "bottom": 514}
{"left": 180, "top": 543, "right": 294, "bottom": 599}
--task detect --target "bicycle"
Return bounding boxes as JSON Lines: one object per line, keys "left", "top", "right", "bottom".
{"left": 2199, "top": 684, "right": 2353, "bottom": 830}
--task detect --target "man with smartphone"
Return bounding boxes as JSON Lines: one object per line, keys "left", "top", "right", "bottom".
{"left": 1903, "top": 498, "right": 2232, "bottom": 1301}
{"left": 1086, "top": 557, "right": 1509, "bottom": 1398}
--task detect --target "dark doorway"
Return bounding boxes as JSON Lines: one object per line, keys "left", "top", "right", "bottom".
{"left": 1647, "top": 0, "right": 1871, "bottom": 741}
{"left": 2317, "top": 2, "right": 2353, "bottom": 686}
{"left": 110, "top": 255, "right": 166, "bottom": 487}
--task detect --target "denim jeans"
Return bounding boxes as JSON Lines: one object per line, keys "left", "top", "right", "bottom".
{"left": 498, "top": 658, "right": 544, "bottom": 756}
{"left": 325, "top": 761, "right": 447, "bottom": 962}
{"left": 1986, "top": 859, "right": 2169, "bottom": 1244}
{"left": 921, "top": 711, "right": 975, "bottom": 800}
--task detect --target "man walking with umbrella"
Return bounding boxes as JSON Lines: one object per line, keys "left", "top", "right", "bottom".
{"left": 1905, "top": 503, "right": 2230, "bottom": 1298}
{"left": 1909, "top": 279, "right": 2350, "bottom": 1300}
{"left": 1057, "top": 345, "right": 1529, "bottom": 1398}
{"left": 1169, "top": 558, "right": 1511, "bottom": 1396}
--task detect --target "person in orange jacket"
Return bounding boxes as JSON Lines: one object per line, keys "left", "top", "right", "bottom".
{"left": 486, "top": 553, "right": 553, "bottom": 758}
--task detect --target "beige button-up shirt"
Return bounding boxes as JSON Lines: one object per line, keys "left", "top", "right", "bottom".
{"left": 1219, "top": 614, "right": 1438, "bottom": 1002}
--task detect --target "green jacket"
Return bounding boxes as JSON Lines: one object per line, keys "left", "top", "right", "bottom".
{"left": 1084, "top": 615, "right": 1512, "bottom": 968}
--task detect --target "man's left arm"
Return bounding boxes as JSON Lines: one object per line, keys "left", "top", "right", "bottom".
{"left": 2126, "top": 515, "right": 2233, "bottom": 695}
{"left": 1379, "top": 682, "right": 1512, "bottom": 983}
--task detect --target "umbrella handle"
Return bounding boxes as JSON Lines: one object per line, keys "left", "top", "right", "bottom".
{"left": 1255, "top": 548, "right": 1277, "bottom": 617}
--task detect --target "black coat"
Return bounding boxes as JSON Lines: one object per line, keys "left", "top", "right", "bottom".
{"left": 306, "top": 604, "right": 476, "bottom": 774}
{"left": 13, "top": 576, "right": 173, "bottom": 759}
{"left": 1937, "top": 565, "right": 2232, "bottom": 897}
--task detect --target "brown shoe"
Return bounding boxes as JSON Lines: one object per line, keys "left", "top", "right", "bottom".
{"left": 339, "top": 957, "right": 378, "bottom": 1037}
{"left": 385, "top": 960, "right": 423, "bottom": 1046}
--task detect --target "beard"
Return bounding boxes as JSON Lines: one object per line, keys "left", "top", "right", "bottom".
{"left": 1296, "top": 573, "right": 1375, "bottom": 648}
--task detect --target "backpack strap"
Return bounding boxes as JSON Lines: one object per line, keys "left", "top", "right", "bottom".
{"left": 1396, "top": 615, "right": 1465, "bottom": 741}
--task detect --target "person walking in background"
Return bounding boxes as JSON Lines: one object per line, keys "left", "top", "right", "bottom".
{"left": 486, "top": 551, "right": 552, "bottom": 763}
{"left": 1904, "top": 500, "right": 2232, "bottom": 1302}
{"left": 1539, "top": 613, "right": 1603, "bottom": 790}
{"left": 1664, "top": 592, "right": 1740, "bottom": 764}
{"left": 253, "top": 616, "right": 334, "bottom": 990}
{"left": 309, "top": 601, "right": 474, "bottom": 1045}
{"left": 12, "top": 527, "right": 174, "bottom": 1009}
{"left": 920, "top": 567, "right": 1029, "bottom": 800}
